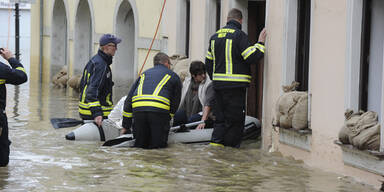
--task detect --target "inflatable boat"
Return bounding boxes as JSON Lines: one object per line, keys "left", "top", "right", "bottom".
{"left": 65, "top": 116, "right": 261, "bottom": 145}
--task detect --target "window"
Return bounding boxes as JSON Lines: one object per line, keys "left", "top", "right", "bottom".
{"left": 360, "top": 0, "right": 384, "bottom": 151}
{"left": 281, "top": 0, "right": 312, "bottom": 127}
{"left": 359, "top": 0, "right": 383, "bottom": 115}
{"left": 282, "top": 0, "right": 311, "bottom": 91}
{"left": 346, "top": 0, "right": 384, "bottom": 152}
{"left": 278, "top": 0, "right": 312, "bottom": 150}
{"left": 176, "top": 0, "right": 190, "bottom": 57}
{"left": 295, "top": 0, "right": 311, "bottom": 91}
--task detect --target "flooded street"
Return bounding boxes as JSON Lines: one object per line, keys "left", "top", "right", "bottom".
{"left": 0, "top": 82, "right": 377, "bottom": 192}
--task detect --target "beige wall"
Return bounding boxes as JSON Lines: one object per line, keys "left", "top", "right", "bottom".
{"left": 30, "top": 0, "right": 383, "bottom": 188}
{"left": 29, "top": 0, "right": 41, "bottom": 86}
{"left": 30, "top": 0, "right": 164, "bottom": 85}
{"left": 264, "top": 0, "right": 382, "bottom": 188}
{"left": 261, "top": 0, "right": 284, "bottom": 152}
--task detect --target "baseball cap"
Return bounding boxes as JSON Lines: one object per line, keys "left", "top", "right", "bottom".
{"left": 99, "top": 34, "right": 122, "bottom": 46}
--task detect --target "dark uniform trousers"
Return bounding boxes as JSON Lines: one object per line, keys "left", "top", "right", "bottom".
{"left": 133, "top": 112, "right": 170, "bottom": 149}
{"left": 0, "top": 112, "right": 10, "bottom": 166}
{"left": 211, "top": 88, "right": 246, "bottom": 148}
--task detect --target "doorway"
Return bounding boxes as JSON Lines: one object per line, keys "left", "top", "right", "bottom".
{"left": 114, "top": 0, "right": 135, "bottom": 101}
{"left": 74, "top": 0, "right": 92, "bottom": 75}
{"left": 51, "top": 0, "right": 67, "bottom": 80}
{"left": 247, "top": 0, "right": 266, "bottom": 120}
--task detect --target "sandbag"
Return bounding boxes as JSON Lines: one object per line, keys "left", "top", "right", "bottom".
{"left": 52, "top": 66, "right": 68, "bottom": 88}
{"left": 338, "top": 112, "right": 361, "bottom": 144}
{"left": 68, "top": 74, "right": 82, "bottom": 91}
{"left": 351, "top": 123, "right": 380, "bottom": 150}
{"left": 338, "top": 110, "right": 380, "bottom": 151}
{"left": 348, "top": 111, "right": 377, "bottom": 142}
{"left": 170, "top": 54, "right": 190, "bottom": 82}
{"left": 292, "top": 94, "right": 308, "bottom": 130}
{"left": 274, "top": 91, "right": 307, "bottom": 129}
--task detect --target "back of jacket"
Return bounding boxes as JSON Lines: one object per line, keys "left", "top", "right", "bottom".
{"left": 205, "top": 20, "right": 265, "bottom": 90}
{"left": 122, "top": 64, "right": 182, "bottom": 129}
{"left": 78, "top": 50, "right": 114, "bottom": 119}
{"left": 0, "top": 58, "right": 28, "bottom": 111}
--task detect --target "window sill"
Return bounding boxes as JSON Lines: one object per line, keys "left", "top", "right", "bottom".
{"left": 335, "top": 141, "right": 384, "bottom": 175}
{"left": 278, "top": 127, "right": 312, "bottom": 151}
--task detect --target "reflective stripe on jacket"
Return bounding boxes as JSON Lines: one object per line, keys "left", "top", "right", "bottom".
{"left": 205, "top": 20, "right": 264, "bottom": 89}
{"left": 78, "top": 50, "right": 114, "bottom": 119}
{"left": 122, "top": 64, "right": 182, "bottom": 129}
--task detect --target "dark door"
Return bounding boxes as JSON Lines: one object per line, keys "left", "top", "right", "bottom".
{"left": 247, "top": 1, "right": 266, "bottom": 120}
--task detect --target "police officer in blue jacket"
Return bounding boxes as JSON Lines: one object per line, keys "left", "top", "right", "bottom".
{"left": 78, "top": 34, "right": 121, "bottom": 129}
{"left": 121, "top": 52, "right": 182, "bottom": 149}
{"left": 0, "top": 48, "right": 27, "bottom": 166}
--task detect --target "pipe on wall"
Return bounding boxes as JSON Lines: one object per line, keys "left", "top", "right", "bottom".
{"left": 39, "top": 0, "right": 43, "bottom": 83}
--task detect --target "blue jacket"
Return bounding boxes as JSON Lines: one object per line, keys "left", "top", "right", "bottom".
{"left": 0, "top": 58, "right": 28, "bottom": 111}
{"left": 122, "top": 64, "right": 182, "bottom": 128}
{"left": 78, "top": 50, "right": 114, "bottom": 119}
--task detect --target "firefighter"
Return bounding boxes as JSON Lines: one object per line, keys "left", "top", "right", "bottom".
{"left": 0, "top": 48, "right": 27, "bottom": 166}
{"left": 206, "top": 8, "right": 266, "bottom": 148}
{"left": 121, "top": 52, "right": 182, "bottom": 149}
{"left": 78, "top": 34, "right": 121, "bottom": 128}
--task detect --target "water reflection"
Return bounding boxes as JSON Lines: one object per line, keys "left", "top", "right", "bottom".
{"left": 0, "top": 81, "right": 378, "bottom": 192}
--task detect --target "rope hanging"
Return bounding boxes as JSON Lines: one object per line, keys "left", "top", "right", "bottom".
{"left": 137, "top": 0, "right": 166, "bottom": 76}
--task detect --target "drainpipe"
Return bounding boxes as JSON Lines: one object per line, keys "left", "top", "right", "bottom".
{"left": 15, "top": 3, "right": 20, "bottom": 60}
{"left": 39, "top": 0, "right": 43, "bottom": 83}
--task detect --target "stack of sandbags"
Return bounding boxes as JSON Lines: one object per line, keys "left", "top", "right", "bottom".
{"left": 273, "top": 81, "right": 308, "bottom": 130}
{"left": 67, "top": 74, "right": 82, "bottom": 91}
{"left": 52, "top": 66, "right": 68, "bottom": 88}
{"left": 338, "top": 109, "right": 380, "bottom": 151}
{"left": 170, "top": 54, "right": 190, "bottom": 82}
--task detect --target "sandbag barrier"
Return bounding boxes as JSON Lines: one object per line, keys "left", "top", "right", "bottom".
{"left": 338, "top": 109, "right": 380, "bottom": 151}
{"left": 273, "top": 81, "right": 310, "bottom": 131}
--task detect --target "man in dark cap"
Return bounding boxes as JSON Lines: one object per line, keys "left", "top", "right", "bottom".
{"left": 78, "top": 34, "right": 121, "bottom": 132}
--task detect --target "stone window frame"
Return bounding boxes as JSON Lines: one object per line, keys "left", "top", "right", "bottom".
{"left": 281, "top": 0, "right": 313, "bottom": 129}
{"left": 279, "top": 0, "right": 313, "bottom": 150}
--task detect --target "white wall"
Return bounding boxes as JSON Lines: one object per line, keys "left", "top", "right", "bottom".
{"left": 0, "top": 6, "right": 31, "bottom": 73}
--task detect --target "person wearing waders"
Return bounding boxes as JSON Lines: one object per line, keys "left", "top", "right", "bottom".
{"left": 121, "top": 52, "right": 182, "bottom": 149}
{"left": 206, "top": 8, "right": 266, "bottom": 148}
{"left": 77, "top": 34, "right": 121, "bottom": 134}
{"left": 0, "top": 48, "right": 27, "bottom": 166}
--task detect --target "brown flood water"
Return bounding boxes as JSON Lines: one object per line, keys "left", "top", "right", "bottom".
{"left": 0, "top": 82, "right": 378, "bottom": 192}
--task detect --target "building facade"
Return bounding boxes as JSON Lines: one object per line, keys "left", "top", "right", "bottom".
{"left": 30, "top": 0, "right": 384, "bottom": 189}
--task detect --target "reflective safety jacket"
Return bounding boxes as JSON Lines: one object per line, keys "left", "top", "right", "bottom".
{"left": 205, "top": 20, "right": 265, "bottom": 89}
{"left": 0, "top": 58, "right": 28, "bottom": 111}
{"left": 79, "top": 50, "right": 114, "bottom": 120}
{"left": 122, "top": 64, "right": 182, "bottom": 128}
